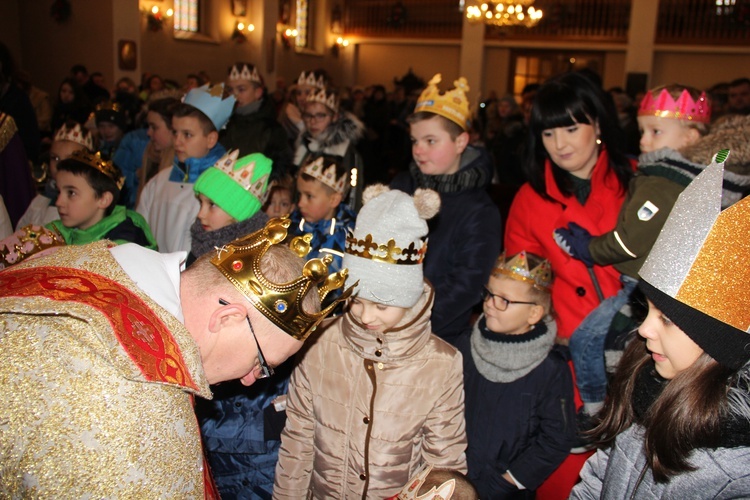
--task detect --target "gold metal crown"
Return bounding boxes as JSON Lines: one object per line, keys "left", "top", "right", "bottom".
{"left": 53, "top": 122, "right": 94, "bottom": 150}
{"left": 297, "top": 71, "right": 327, "bottom": 90}
{"left": 0, "top": 225, "right": 66, "bottom": 270}
{"left": 415, "top": 73, "right": 472, "bottom": 131}
{"left": 306, "top": 88, "right": 339, "bottom": 112}
{"left": 69, "top": 149, "right": 125, "bottom": 190}
{"left": 494, "top": 251, "right": 552, "bottom": 290}
{"left": 210, "top": 217, "right": 355, "bottom": 341}
{"left": 300, "top": 156, "right": 346, "bottom": 193}
{"left": 345, "top": 233, "right": 427, "bottom": 265}
{"left": 229, "top": 63, "right": 263, "bottom": 85}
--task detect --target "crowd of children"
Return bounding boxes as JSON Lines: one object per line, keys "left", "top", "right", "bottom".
{"left": 2, "top": 57, "right": 750, "bottom": 500}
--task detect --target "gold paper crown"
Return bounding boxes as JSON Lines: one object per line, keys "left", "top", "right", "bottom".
{"left": 228, "top": 63, "right": 263, "bottom": 86}
{"left": 214, "top": 149, "right": 270, "bottom": 201}
{"left": 53, "top": 122, "right": 94, "bottom": 150}
{"left": 297, "top": 71, "right": 327, "bottom": 90}
{"left": 415, "top": 73, "right": 472, "bottom": 131}
{"left": 0, "top": 225, "right": 66, "bottom": 270}
{"left": 69, "top": 149, "right": 125, "bottom": 190}
{"left": 494, "top": 251, "right": 552, "bottom": 290}
{"left": 306, "top": 88, "right": 339, "bottom": 112}
{"left": 210, "top": 217, "right": 355, "bottom": 341}
{"left": 396, "top": 463, "right": 456, "bottom": 500}
{"left": 301, "top": 156, "right": 347, "bottom": 193}
{"left": 345, "top": 233, "right": 427, "bottom": 265}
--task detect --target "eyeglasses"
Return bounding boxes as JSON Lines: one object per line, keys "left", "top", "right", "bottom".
{"left": 302, "top": 112, "right": 331, "bottom": 122}
{"left": 218, "top": 299, "right": 274, "bottom": 379}
{"left": 481, "top": 287, "right": 537, "bottom": 311}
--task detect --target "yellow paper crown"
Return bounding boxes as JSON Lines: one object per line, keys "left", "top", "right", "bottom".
{"left": 210, "top": 217, "right": 355, "bottom": 341}
{"left": 306, "top": 88, "right": 339, "bottom": 112}
{"left": 300, "top": 156, "right": 347, "bottom": 193}
{"left": 414, "top": 73, "right": 471, "bottom": 131}
{"left": 69, "top": 149, "right": 125, "bottom": 190}
{"left": 494, "top": 251, "right": 552, "bottom": 290}
{"left": 214, "top": 149, "right": 270, "bottom": 201}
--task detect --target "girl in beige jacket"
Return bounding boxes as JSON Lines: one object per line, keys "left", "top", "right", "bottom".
{"left": 274, "top": 186, "right": 467, "bottom": 499}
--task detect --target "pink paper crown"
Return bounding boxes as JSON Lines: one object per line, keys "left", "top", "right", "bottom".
{"left": 638, "top": 88, "right": 711, "bottom": 124}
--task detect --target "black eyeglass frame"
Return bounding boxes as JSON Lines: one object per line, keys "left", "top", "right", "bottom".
{"left": 481, "top": 287, "right": 537, "bottom": 311}
{"left": 218, "top": 298, "right": 274, "bottom": 379}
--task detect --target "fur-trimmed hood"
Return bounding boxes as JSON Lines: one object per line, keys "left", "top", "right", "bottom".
{"left": 682, "top": 114, "right": 750, "bottom": 176}
{"left": 295, "top": 110, "right": 364, "bottom": 159}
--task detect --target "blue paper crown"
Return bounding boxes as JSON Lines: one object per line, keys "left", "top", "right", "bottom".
{"left": 183, "top": 83, "right": 236, "bottom": 131}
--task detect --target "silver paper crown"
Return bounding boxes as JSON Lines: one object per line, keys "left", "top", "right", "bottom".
{"left": 228, "top": 63, "right": 263, "bottom": 85}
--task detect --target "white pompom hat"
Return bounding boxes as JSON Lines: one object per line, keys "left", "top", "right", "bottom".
{"left": 343, "top": 184, "right": 440, "bottom": 308}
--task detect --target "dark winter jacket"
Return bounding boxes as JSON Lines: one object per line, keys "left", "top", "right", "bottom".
{"left": 456, "top": 317, "right": 576, "bottom": 499}
{"left": 195, "top": 362, "right": 293, "bottom": 500}
{"left": 220, "top": 97, "right": 293, "bottom": 181}
{"left": 294, "top": 111, "right": 365, "bottom": 212}
{"left": 391, "top": 146, "right": 502, "bottom": 344}
{"left": 589, "top": 145, "right": 750, "bottom": 278}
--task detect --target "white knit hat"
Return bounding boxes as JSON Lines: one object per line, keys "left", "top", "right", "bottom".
{"left": 344, "top": 185, "right": 440, "bottom": 308}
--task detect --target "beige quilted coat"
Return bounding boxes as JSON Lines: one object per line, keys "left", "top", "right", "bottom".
{"left": 274, "top": 283, "right": 467, "bottom": 499}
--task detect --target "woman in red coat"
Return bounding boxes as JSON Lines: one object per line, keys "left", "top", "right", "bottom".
{"left": 504, "top": 71, "right": 635, "bottom": 499}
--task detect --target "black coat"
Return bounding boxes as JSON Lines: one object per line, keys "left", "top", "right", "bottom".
{"left": 455, "top": 333, "right": 576, "bottom": 499}
{"left": 391, "top": 146, "right": 502, "bottom": 343}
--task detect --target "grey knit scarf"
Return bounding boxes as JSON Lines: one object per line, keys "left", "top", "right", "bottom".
{"left": 470, "top": 315, "right": 556, "bottom": 383}
{"left": 189, "top": 212, "right": 269, "bottom": 259}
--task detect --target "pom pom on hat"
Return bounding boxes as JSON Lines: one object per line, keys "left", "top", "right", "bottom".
{"left": 344, "top": 184, "right": 440, "bottom": 308}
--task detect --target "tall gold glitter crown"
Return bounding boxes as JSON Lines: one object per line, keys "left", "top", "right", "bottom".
{"left": 306, "top": 88, "right": 339, "bottom": 112}
{"left": 69, "top": 149, "right": 125, "bottom": 190}
{"left": 345, "top": 233, "right": 427, "bottom": 265}
{"left": 0, "top": 225, "right": 66, "bottom": 270}
{"left": 229, "top": 63, "right": 263, "bottom": 85}
{"left": 494, "top": 251, "right": 552, "bottom": 290}
{"left": 415, "top": 73, "right": 471, "bottom": 131}
{"left": 301, "top": 156, "right": 346, "bottom": 193}
{"left": 211, "top": 217, "right": 355, "bottom": 341}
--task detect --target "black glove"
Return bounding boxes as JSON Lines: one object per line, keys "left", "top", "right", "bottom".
{"left": 554, "top": 222, "right": 595, "bottom": 267}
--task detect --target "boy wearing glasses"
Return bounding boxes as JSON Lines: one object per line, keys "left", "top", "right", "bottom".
{"left": 293, "top": 87, "right": 364, "bottom": 211}
{"left": 454, "top": 251, "right": 576, "bottom": 499}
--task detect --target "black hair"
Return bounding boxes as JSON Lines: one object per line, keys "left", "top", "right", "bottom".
{"left": 70, "top": 64, "right": 88, "bottom": 76}
{"left": 57, "top": 157, "right": 121, "bottom": 214}
{"left": 525, "top": 71, "right": 632, "bottom": 199}
{"left": 298, "top": 154, "right": 350, "bottom": 197}
{"left": 147, "top": 97, "right": 180, "bottom": 126}
{"left": 729, "top": 77, "right": 750, "bottom": 88}
{"left": 172, "top": 103, "right": 217, "bottom": 135}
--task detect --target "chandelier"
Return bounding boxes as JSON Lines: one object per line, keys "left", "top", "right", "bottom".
{"left": 465, "top": 0, "right": 543, "bottom": 28}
